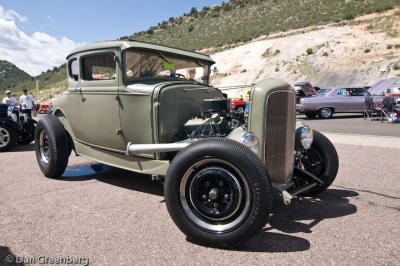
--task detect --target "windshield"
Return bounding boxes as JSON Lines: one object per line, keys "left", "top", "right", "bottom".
{"left": 123, "top": 49, "right": 211, "bottom": 84}
{"left": 318, "top": 88, "right": 331, "bottom": 95}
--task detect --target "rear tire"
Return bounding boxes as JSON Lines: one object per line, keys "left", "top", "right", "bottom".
{"left": 304, "top": 111, "right": 317, "bottom": 119}
{"left": 0, "top": 125, "right": 17, "bottom": 152}
{"left": 165, "top": 138, "right": 272, "bottom": 248}
{"left": 34, "top": 116, "right": 70, "bottom": 178}
{"left": 318, "top": 107, "right": 333, "bottom": 119}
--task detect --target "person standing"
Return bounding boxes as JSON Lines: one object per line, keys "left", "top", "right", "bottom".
{"left": 2, "top": 90, "right": 17, "bottom": 104}
{"left": 19, "top": 89, "right": 34, "bottom": 118}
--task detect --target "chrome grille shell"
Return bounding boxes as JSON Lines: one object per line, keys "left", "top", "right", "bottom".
{"left": 264, "top": 91, "right": 296, "bottom": 185}
{"left": 247, "top": 79, "right": 296, "bottom": 186}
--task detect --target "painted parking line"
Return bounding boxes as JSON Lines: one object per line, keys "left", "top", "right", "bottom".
{"left": 322, "top": 132, "right": 400, "bottom": 149}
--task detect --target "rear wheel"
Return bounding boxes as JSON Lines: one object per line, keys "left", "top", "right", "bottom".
{"left": 318, "top": 107, "right": 333, "bottom": 119}
{"left": 0, "top": 125, "right": 17, "bottom": 151}
{"left": 34, "top": 116, "right": 70, "bottom": 178}
{"left": 304, "top": 111, "right": 317, "bottom": 119}
{"left": 165, "top": 138, "right": 272, "bottom": 248}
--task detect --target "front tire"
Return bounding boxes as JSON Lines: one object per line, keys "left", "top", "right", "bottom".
{"left": 301, "top": 130, "right": 339, "bottom": 196}
{"left": 34, "top": 115, "right": 70, "bottom": 178}
{"left": 0, "top": 125, "right": 18, "bottom": 152}
{"left": 165, "top": 138, "right": 272, "bottom": 248}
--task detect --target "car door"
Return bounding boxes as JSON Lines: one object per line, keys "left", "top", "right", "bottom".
{"left": 78, "top": 50, "right": 126, "bottom": 151}
{"left": 327, "top": 88, "right": 347, "bottom": 112}
{"left": 347, "top": 88, "right": 366, "bottom": 112}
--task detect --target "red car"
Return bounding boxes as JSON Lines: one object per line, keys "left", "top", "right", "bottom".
{"left": 230, "top": 98, "right": 247, "bottom": 113}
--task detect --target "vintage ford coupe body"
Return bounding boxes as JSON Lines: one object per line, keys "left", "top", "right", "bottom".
{"left": 34, "top": 40, "right": 338, "bottom": 247}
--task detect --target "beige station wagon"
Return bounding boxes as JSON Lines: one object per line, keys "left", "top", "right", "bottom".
{"left": 34, "top": 40, "right": 339, "bottom": 247}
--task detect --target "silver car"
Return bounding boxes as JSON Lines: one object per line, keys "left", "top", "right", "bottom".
{"left": 297, "top": 87, "right": 369, "bottom": 119}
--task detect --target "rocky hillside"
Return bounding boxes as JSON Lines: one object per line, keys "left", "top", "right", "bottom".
{"left": 210, "top": 9, "right": 400, "bottom": 97}
{"left": 0, "top": 60, "right": 31, "bottom": 91}
{"left": 128, "top": 0, "right": 399, "bottom": 51}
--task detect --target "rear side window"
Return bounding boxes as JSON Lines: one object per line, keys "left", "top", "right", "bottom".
{"left": 82, "top": 53, "right": 116, "bottom": 81}
{"left": 350, "top": 88, "right": 365, "bottom": 96}
{"left": 69, "top": 58, "right": 79, "bottom": 81}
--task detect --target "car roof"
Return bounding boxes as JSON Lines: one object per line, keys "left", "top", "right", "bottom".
{"left": 66, "top": 40, "right": 215, "bottom": 64}
{"left": 323, "top": 87, "right": 366, "bottom": 96}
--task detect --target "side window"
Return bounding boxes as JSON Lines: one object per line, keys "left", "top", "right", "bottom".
{"left": 82, "top": 53, "right": 116, "bottom": 81}
{"left": 354, "top": 88, "right": 364, "bottom": 96}
{"left": 69, "top": 59, "right": 79, "bottom": 81}
{"left": 338, "top": 89, "right": 349, "bottom": 96}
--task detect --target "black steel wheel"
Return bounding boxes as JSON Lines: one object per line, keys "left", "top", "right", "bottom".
{"left": 0, "top": 125, "right": 17, "bottom": 152}
{"left": 34, "top": 115, "right": 70, "bottom": 178}
{"left": 318, "top": 107, "right": 333, "bottom": 119}
{"left": 300, "top": 130, "right": 339, "bottom": 196}
{"left": 165, "top": 138, "right": 272, "bottom": 248}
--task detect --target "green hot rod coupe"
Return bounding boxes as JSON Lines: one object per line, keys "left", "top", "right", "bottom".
{"left": 34, "top": 40, "right": 338, "bottom": 247}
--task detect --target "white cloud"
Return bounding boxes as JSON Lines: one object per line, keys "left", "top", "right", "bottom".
{"left": 0, "top": 6, "right": 27, "bottom": 22}
{"left": 0, "top": 5, "right": 79, "bottom": 76}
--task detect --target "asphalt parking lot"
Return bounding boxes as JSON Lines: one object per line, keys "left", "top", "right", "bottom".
{"left": 1, "top": 116, "right": 399, "bottom": 265}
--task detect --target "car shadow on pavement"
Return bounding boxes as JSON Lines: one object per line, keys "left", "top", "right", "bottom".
{"left": 59, "top": 164, "right": 358, "bottom": 253}
{"left": 268, "top": 188, "right": 358, "bottom": 234}
{"left": 241, "top": 188, "right": 358, "bottom": 252}
{"left": 60, "top": 163, "right": 163, "bottom": 196}
{"left": 11, "top": 143, "right": 35, "bottom": 152}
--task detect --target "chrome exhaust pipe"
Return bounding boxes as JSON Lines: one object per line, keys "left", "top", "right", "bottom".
{"left": 126, "top": 142, "right": 192, "bottom": 156}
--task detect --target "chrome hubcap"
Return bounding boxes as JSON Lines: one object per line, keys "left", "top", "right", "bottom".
{"left": 0, "top": 127, "right": 10, "bottom": 148}
{"left": 321, "top": 108, "right": 331, "bottom": 117}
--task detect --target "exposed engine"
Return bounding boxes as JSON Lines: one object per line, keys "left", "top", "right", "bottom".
{"left": 183, "top": 98, "right": 245, "bottom": 138}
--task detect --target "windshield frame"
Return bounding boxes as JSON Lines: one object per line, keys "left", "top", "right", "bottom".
{"left": 122, "top": 48, "right": 211, "bottom": 85}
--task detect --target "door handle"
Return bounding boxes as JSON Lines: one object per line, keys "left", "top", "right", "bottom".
{"left": 75, "top": 88, "right": 86, "bottom": 102}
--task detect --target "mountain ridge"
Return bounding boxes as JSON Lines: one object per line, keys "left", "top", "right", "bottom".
{"left": 0, "top": 60, "right": 31, "bottom": 92}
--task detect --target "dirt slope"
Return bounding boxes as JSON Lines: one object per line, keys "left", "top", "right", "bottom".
{"left": 209, "top": 9, "right": 400, "bottom": 97}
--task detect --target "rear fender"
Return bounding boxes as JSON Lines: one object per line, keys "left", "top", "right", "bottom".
{"left": 52, "top": 109, "right": 76, "bottom": 154}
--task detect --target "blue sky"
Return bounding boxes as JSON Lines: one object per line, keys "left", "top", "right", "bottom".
{"left": 0, "top": 0, "right": 224, "bottom": 76}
